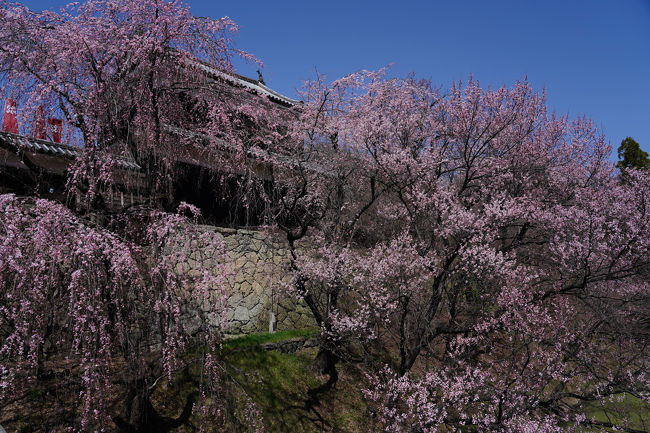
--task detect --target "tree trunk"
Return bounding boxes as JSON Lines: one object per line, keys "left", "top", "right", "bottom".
{"left": 312, "top": 346, "right": 339, "bottom": 389}
{"left": 114, "top": 385, "right": 151, "bottom": 433}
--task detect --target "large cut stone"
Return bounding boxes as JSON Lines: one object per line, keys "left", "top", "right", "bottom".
{"left": 233, "top": 305, "right": 250, "bottom": 322}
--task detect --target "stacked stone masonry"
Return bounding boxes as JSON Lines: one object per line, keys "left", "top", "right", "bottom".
{"left": 183, "top": 225, "right": 316, "bottom": 336}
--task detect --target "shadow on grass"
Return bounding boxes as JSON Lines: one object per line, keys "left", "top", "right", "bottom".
{"left": 113, "top": 390, "right": 197, "bottom": 433}
{"left": 224, "top": 348, "right": 367, "bottom": 433}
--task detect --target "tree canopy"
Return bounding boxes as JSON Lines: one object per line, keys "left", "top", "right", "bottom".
{"left": 0, "top": 0, "right": 288, "bottom": 210}
{"left": 617, "top": 136, "right": 649, "bottom": 172}
{"left": 265, "top": 71, "right": 650, "bottom": 432}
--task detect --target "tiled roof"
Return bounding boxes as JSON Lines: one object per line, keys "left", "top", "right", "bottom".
{"left": 191, "top": 59, "right": 301, "bottom": 107}
{"left": 0, "top": 131, "right": 141, "bottom": 170}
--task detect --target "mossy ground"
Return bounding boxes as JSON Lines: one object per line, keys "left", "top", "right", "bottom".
{"left": 3, "top": 331, "right": 647, "bottom": 432}
{"left": 147, "top": 330, "right": 368, "bottom": 432}
{"left": 221, "top": 347, "right": 368, "bottom": 433}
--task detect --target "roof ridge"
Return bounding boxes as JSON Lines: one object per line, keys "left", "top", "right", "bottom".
{"left": 186, "top": 56, "right": 301, "bottom": 107}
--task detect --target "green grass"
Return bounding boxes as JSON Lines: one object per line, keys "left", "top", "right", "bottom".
{"left": 222, "top": 347, "right": 368, "bottom": 433}
{"left": 222, "top": 329, "right": 317, "bottom": 350}
{"left": 156, "top": 328, "right": 367, "bottom": 432}
{"left": 582, "top": 393, "right": 650, "bottom": 432}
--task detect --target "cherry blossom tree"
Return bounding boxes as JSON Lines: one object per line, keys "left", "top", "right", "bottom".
{"left": 267, "top": 70, "right": 650, "bottom": 431}
{"left": 0, "top": 0, "right": 270, "bottom": 430}
{"left": 0, "top": 194, "right": 229, "bottom": 431}
{"left": 0, "top": 0, "right": 287, "bottom": 209}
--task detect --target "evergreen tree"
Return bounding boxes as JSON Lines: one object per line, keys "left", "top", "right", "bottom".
{"left": 617, "top": 136, "right": 649, "bottom": 172}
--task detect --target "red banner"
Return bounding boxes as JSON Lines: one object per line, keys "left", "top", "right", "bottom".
{"left": 2, "top": 99, "right": 18, "bottom": 134}
{"left": 47, "top": 117, "right": 62, "bottom": 143}
{"left": 33, "top": 106, "right": 46, "bottom": 140}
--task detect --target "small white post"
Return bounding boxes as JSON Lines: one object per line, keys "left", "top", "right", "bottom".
{"left": 268, "top": 312, "right": 276, "bottom": 333}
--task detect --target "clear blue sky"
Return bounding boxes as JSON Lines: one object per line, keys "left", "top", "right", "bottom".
{"left": 20, "top": 0, "right": 650, "bottom": 157}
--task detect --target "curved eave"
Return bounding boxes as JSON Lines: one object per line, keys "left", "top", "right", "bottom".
{"left": 0, "top": 131, "right": 141, "bottom": 171}
{"left": 193, "top": 61, "right": 301, "bottom": 108}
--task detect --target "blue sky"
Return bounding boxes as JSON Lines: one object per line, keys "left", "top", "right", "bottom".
{"left": 19, "top": 0, "right": 650, "bottom": 157}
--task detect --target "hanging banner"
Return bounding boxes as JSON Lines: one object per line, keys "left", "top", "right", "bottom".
{"left": 33, "top": 106, "right": 46, "bottom": 140}
{"left": 47, "top": 117, "right": 63, "bottom": 143}
{"left": 2, "top": 99, "right": 18, "bottom": 134}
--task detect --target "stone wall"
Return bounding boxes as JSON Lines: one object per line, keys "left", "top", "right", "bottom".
{"left": 185, "top": 225, "right": 316, "bottom": 336}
